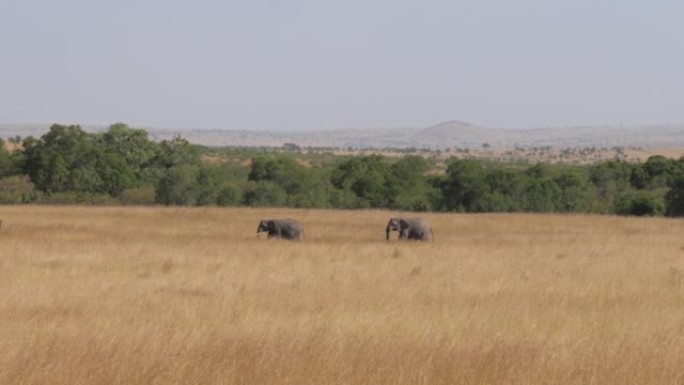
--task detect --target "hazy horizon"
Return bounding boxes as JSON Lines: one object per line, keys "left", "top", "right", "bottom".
{"left": 2, "top": 1, "right": 683, "bottom": 131}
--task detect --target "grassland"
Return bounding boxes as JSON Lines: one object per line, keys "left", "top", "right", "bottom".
{"left": 1, "top": 206, "right": 684, "bottom": 384}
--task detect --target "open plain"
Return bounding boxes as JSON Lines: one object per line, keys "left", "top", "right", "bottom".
{"left": 1, "top": 206, "right": 684, "bottom": 384}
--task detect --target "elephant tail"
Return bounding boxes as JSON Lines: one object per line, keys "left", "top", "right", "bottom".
{"left": 430, "top": 228, "right": 435, "bottom": 242}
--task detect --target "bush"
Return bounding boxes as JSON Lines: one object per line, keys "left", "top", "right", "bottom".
{"left": 0, "top": 176, "right": 37, "bottom": 203}
{"left": 119, "top": 186, "right": 156, "bottom": 205}
{"left": 615, "top": 191, "right": 664, "bottom": 216}
{"left": 242, "top": 181, "right": 288, "bottom": 207}
{"left": 216, "top": 184, "right": 243, "bottom": 206}
{"left": 665, "top": 173, "right": 684, "bottom": 217}
{"left": 36, "top": 192, "right": 121, "bottom": 205}
{"left": 155, "top": 165, "right": 200, "bottom": 205}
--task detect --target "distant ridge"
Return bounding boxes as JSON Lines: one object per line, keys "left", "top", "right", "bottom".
{"left": 421, "top": 120, "right": 500, "bottom": 138}
{"left": 2, "top": 121, "right": 684, "bottom": 149}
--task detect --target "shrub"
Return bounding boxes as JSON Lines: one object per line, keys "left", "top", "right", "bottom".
{"left": 665, "top": 173, "right": 684, "bottom": 217}
{"left": 216, "top": 185, "right": 243, "bottom": 206}
{"left": 119, "top": 186, "right": 156, "bottom": 205}
{"left": 615, "top": 191, "right": 664, "bottom": 216}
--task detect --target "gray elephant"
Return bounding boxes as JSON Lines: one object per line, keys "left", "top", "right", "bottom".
{"left": 256, "top": 218, "right": 305, "bottom": 241}
{"left": 385, "top": 217, "right": 434, "bottom": 241}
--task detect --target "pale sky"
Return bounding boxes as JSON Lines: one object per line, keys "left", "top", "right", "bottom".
{"left": 1, "top": 0, "right": 682, "bottom": 131}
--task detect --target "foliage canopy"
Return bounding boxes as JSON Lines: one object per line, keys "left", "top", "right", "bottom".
{"left": 5, "top": 123, "right": 684, "bottom": 217}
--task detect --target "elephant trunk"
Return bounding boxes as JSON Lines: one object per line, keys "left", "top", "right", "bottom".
{"left": 385, "top": 227, "right": 391, "bottom": 241}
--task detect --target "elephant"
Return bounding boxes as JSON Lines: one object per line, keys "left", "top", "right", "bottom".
{"left": 385, "top": 217, "right": 434, "bottom": 241}
{"left": 256, "top": 219, "right": 305, "bottom": 241}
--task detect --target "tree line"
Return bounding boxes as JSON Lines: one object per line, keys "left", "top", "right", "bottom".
{"left": 2, "top": 123, "right": 684, "bottom": 217}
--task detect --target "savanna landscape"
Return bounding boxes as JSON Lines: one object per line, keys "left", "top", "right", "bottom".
{"left": 5, "top": 0, "right": 684, "bottom": 383}
{"left": 2, "top": 205, "right": 684, "bottom": 384}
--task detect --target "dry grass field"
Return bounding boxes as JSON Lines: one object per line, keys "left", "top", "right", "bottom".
{"left": 1, "top": 206, "right": 684, "bottom": 384}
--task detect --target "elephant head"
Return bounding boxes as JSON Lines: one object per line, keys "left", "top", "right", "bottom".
{"left": 385, "top": 218, "right": 405, "bottom": 241}
{"left": 257, "top": 219, "right": 277, "bottom": 236}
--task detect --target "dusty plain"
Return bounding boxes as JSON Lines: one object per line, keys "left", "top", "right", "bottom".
{"left": 1, "top": 206, "right": 684, "bottom": 384}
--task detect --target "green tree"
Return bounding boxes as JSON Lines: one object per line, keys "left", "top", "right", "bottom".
{"left": 525, "top": 163, "right": 554, "bottom": 179}
{"left": 665, "top": 172, "right": 684, "bottom": 217}
{"left": 23, "top": 124, "right": 99, "bottom": 193}
{"left": 615, "top": 190, "right": 664, "bottom": 216}
{"left": 248, "top": 155, "right": 309, "bottom": 196}
{"left": 331, "top": 155, "right": 393, "bottom": 208}
{"left": 148, "top": 136, "right": 202, "bottom": 201}
{"left": 242, "top": 181, "right": 288, "bottom": 207}
{"left": 22, "top": 124, "right": 142, "bottom": 196}
{"left": 155, "top": 165, "right": 200, "bottom": 205}
{"left": 0, "top": 138, "right": 18, "bottom": 178}
{"left": 440, "top": 158, "right": 490, "bottom": 212}
{"left": 643, "top": 155, "right": 672, "bottom": 178}
{"left": 630, "top": 155, "right": 676, "bottom": 190}
{"left": 95, "top": 151, "right": 136, "bottom": 196}
{"left": 152, "top": 136, "right": 200, "bottom": 170}
{"left": 589, "top": 160, "right": 634, "bottom": 212}
{"left": 195, "top": 166, "right": 224, "bottom": 206}
{"left": 553, "top": 169, "right": 594, "bottom": 212}
{"left": 483, "top": 169, "right": 527, "bottom": 212}
{"left": 101, "top": 123, "right": 157, "bottom": 180}
{"left": 216, "top": 184, "right": 243, "bottom": 206}
{"left": 522, "top": 177, "right": 560, "bottom": 212}
{"left": 630, "top": 166, "right": 649, "bottom": 189}
{"left": 247, "top": 155, "right": 332, "bottom": 207}
{"left": 387, "top": 156, "right": 435, "bottom": 211}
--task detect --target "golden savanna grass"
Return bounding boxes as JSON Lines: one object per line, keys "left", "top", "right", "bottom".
{"left": 1, "top": 206, "right": 684, "bottom": 384}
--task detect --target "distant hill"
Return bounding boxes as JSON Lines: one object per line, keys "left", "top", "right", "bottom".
{"left": 2, "top": 121, "right": 684, "bottom": 150}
